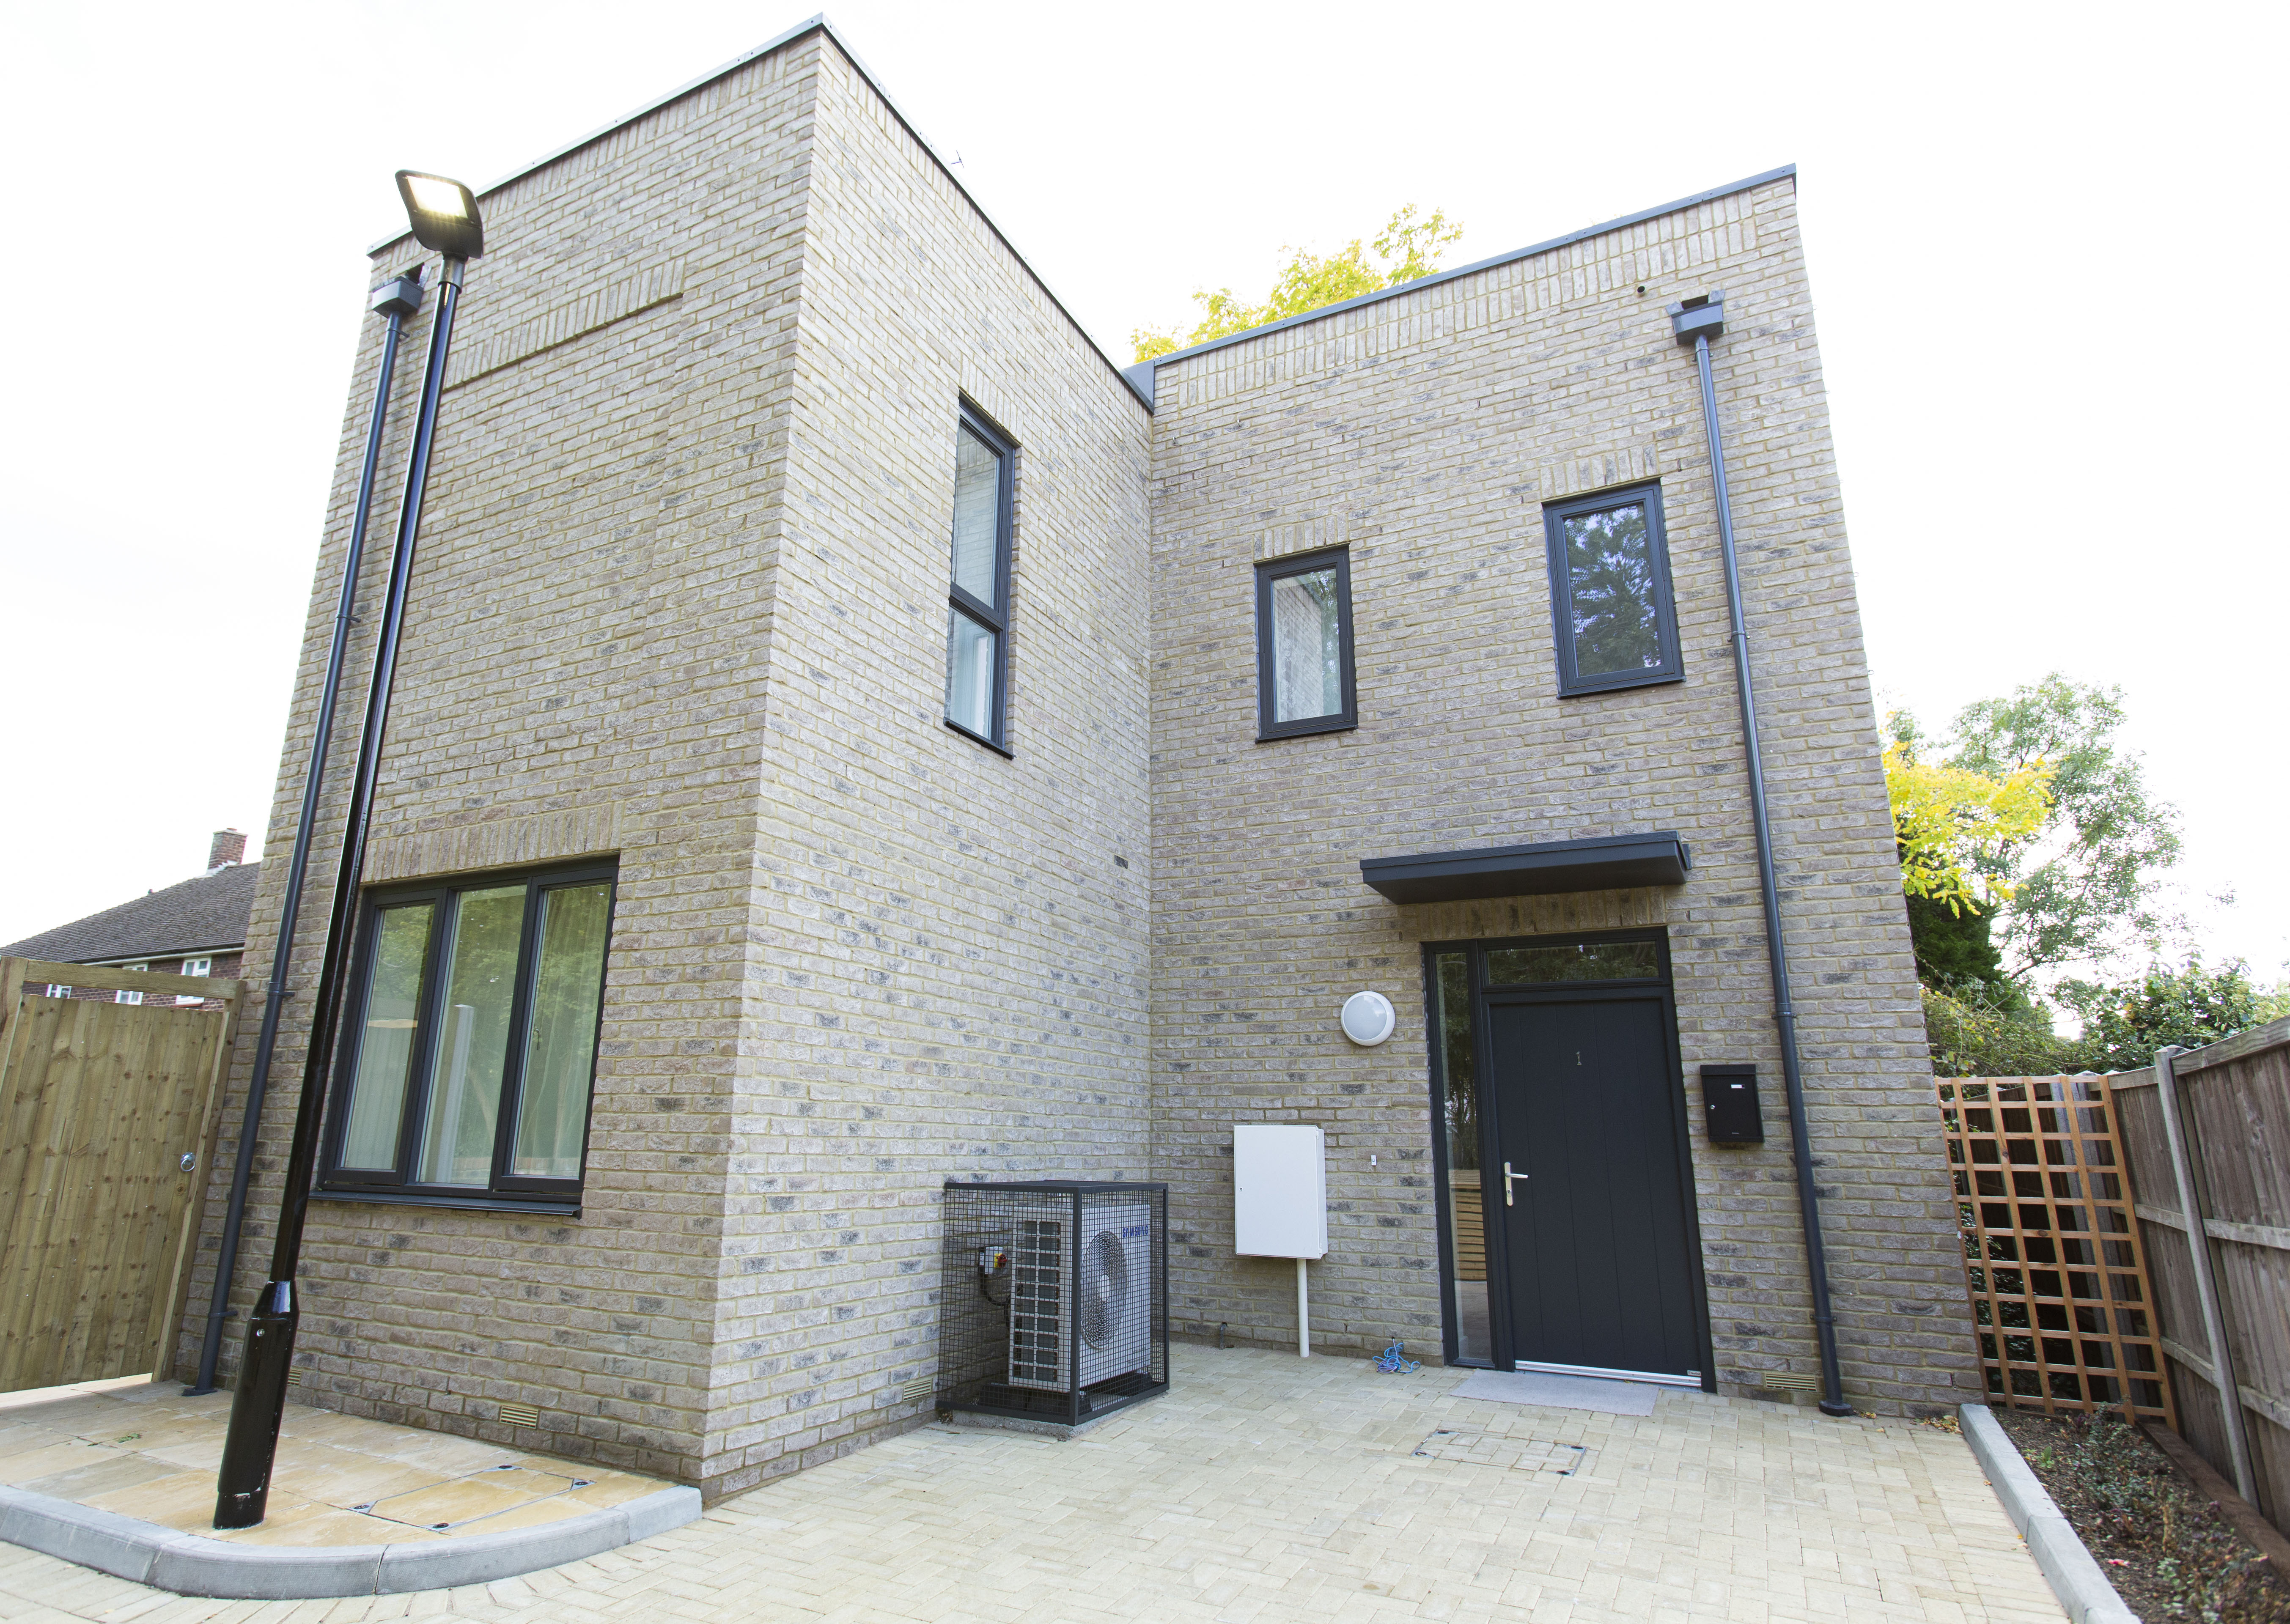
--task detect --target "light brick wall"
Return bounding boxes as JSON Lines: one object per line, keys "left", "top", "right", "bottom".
{"left": 695, "top": 46, "right": 1153, "bottom": 1498}
{"left": 1144, "top": 178, "right": 1977, "bottom": 1416}
{"left": 182, "top": 38, "right": 826, "bottom": 1488}
{"left": 187, "top": 29, "right": 1153, "bottom": 1500}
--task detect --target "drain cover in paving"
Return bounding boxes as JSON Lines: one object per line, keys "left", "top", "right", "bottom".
{"left": 1411, "top": 1429, "right": 1594, "bottom": 1474}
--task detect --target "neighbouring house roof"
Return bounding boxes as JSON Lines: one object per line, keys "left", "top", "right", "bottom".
{"left": 0, "top": 862, "right": 261, "bottom": 965}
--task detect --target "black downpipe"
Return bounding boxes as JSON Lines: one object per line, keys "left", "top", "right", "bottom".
{"left": 213, "top": 256, "right": 469, "bottom": 1528}
{"left": 1672, "top": 292, "right": 1852, "bottom": 1418}
{"left": 187, "top": 274, "right": 423, "bottom": 1398}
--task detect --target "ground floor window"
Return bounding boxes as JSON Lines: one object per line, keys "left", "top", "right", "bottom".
{"left": 320, "top": 860, "right": 615, "bottom": 1204}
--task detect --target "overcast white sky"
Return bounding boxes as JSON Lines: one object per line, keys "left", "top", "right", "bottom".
{"left": 2, "top": 0, "right": 2281, "bottom": 988}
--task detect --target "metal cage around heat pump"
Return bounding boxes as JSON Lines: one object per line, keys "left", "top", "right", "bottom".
{"left": 937, "top": 1180, "right": 1170, "bottom": 1426}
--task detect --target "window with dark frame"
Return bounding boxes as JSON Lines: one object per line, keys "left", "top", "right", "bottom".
{"left": 945, "top": 403, "right": 1015, "bottom": 751}
{"left": 1254, "top": 546, "right": 1356, "bottom": 739}
{"left": 1542, "top": 483, "right": 1683, "bottom": 696}
{"left": 319, "top": 861, "right": 616, "bottom": 1206}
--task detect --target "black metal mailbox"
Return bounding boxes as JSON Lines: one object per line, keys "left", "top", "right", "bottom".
{"left": 1700, "top": 1064, "right": 1763, "bottom": 1144}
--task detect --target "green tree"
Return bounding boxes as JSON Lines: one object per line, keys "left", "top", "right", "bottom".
{"left": 1131, "top": 206, "right": 1463, "bottom": 361}
{"left": 1881, "top": 712, "right": 2050, "bottom": 1002}
{"left": 2058, "top": 955, "right": 2262, "bottom": 1070}
{"left": 1947, "top": 675, "right": 2183, "bottom": 980}
{"left": 1904, "top": 891, "right": 2005, "bottom": 988}
{"left": 1922, "top": 984, "right": 2086, "bottom": 1078}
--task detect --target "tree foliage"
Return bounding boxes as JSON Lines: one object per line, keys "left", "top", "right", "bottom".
{"left": 1930, "top": 957, "right": 2277, "bottom": 1076}
{"left": 1881, "top": 732, "right": 2051, "bottom": 919}
{"left": 1946, "top": 675, "right": 2183, "bottom": 979}
{"left": 2058, "top": 956, "right": 2263, "bottom": 1072}
{"left": 1886, "top": 676, "right": 2182, "bottom": 993}
{"left": 1886, "top": 678, "right": 2232, "bottom": 1075}
{"left": 1131, "top": 206, "right": 1463, "bottom": 362}
{"left": 1923, "top": 984, "right": 2083, "bottom": 1078}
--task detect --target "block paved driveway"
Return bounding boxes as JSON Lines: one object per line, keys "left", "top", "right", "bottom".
{"left": 0, "top": 1344, "right": 2060, "bottom": 1622}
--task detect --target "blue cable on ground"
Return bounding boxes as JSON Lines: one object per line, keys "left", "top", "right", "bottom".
{"left": 1376, "top": 1341, "right": 1421, "bottom": 1374}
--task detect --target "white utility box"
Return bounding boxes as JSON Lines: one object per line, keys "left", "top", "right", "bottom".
{"left": 1233, "top": 1124, "right": 1327, "bottom": 1259}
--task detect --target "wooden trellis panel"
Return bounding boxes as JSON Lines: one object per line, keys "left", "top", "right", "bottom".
{"left": 1938, "top": 1075, "right": 2175, "bottom": 1423}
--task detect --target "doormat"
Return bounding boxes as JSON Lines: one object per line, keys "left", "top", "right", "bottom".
{"left": 1451, "top": 1369, "right": 1658, "bottom": 1416}
{"left": 1412, "top": 1429, "right": 1597, "bottom": 1475}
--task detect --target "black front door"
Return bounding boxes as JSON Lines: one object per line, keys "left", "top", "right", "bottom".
{"left": 1485, "top": 995, "right": 1702, "bottom": 1381}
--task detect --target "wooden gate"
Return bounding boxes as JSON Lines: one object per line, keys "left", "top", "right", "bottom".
{"left": 1937, "top": 1074, "right": 2175, "bottom": 1423}
{"left": 0, "top": 958, "right": 241, "bottom": 1391}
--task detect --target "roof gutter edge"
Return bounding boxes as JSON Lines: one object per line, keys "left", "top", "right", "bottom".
{"left": 363, "top": 14, "right": 1154, "bottom": 414}
{"left": 1139, "top": 165, "right": 1799, "bottom": 375}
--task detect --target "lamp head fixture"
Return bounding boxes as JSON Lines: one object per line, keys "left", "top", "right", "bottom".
{"left": 394, "top": 170, "right": 484, "bottom": 260}
{"left": 368, "top": 269, "right": 424, "bottom": 320}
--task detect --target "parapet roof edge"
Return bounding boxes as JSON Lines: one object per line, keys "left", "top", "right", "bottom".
{"left": 1135, "top": 164, "right": 1800, "bottom": 377}
{"left": 363, "top": 13, "right": 1155, "bottom": 412}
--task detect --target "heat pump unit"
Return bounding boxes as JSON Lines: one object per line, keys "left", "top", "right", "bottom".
{"left": 938, "top": 1180, "right": 1170, "bottom": 1425}
{"left": 1009, "top": 1203, "right": 1152, "bottom": 1390}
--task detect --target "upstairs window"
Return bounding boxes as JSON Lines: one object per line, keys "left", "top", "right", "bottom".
{"left": 945, "top": 404, "right": 1015, "bottom": 752}
{"left": 118, "top": 963, "right": 148, "bottom": 1006}
{"left": 1543, "top": 484, "right": 1683, "bottom": 696}
{"left": 1255, "top": 546, "right": 1356, "bottom": 740}
{"left": 321, "top": 861, "right": 615, "bottom": 1206}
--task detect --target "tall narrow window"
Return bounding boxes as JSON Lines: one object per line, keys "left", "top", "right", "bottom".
{"left": 1543, "top": 484, "right": 1682, "bottom": 695}
{"left": 945, "top": 403, "right": 1015, "bottom": 751}
{"left": 1253, "top": 546, "right": 1356, "bottom": 739}
{"left": 321, "top": 861, "right": 615, "bottom": 1205}
{"left": 1430, "top": 950, "right": 1491, "bottom": 1364}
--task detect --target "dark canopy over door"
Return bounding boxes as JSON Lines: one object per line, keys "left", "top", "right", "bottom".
{"left": 1486, "top": 996, "right": 1700, "bottom": 1382}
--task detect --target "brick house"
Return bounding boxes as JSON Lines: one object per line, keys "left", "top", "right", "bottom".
{"left": 187, "top": 19, "right": 1971, "bottom": 1500}
{"left": 3, "top": 831, "right": 253, "bottom": 1007}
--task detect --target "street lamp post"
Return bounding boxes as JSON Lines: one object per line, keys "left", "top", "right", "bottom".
{"left": 212, "top": 173, "right": 485, "bottom": 1530}
{"left": 185, "top": 267, "right": 423, "bottom": 1400}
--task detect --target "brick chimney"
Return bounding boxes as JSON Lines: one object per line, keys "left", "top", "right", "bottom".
{"left": 207, "top": 829, "right": 246, "bottom": 872}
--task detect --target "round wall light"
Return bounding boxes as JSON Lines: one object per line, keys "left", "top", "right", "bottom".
{"left": 1340, "top": 990, "right": 1396, "bottom": 1046}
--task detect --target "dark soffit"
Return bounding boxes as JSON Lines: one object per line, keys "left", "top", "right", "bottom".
{"left": 1359, "top": 832, "right": 1691, "bottom": 905}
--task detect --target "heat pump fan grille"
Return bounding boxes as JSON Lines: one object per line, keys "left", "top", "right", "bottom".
{"left": 1080, "top": 1229, "right": 1131, "bottom": 1349}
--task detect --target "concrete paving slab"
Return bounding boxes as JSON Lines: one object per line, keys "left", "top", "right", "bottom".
{"left": 0, "top": 1349, "right": 2061, "bottom": 1620}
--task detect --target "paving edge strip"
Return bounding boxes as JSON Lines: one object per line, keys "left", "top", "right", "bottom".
{"left": 1959, "top": 1403, "right": 2140, "bottom": 1624}
{"left": 0, "top": 1483, "right": 701, "bottom": 1599}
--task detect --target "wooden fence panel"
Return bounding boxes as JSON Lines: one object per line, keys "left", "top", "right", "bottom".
{"left": 2112, "top": 1018, "right": 2290, "bottom": 1533}
{"left": 0, "top": 959, "right": 240, "bottom": 1391}
{"left": 1937, "top": 1075, "right": 2173, "bottom": 1424}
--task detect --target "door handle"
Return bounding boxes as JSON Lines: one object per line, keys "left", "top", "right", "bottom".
{"left": 1503, "top": 1161, "right": 1528, "bottom": 1207}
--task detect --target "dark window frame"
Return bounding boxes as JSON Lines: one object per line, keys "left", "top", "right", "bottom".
{"left": 945, "top": 399, "right": 1016, "bottom": 755}
{"left": 1542, "top": 482, "right": 1683, "bottom": 697}
{"left": 316, "top": 858, "right": 618, "bottom": 1213}
{"left": 1253, "top": 545, "right": 1357, "bottom": 741}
